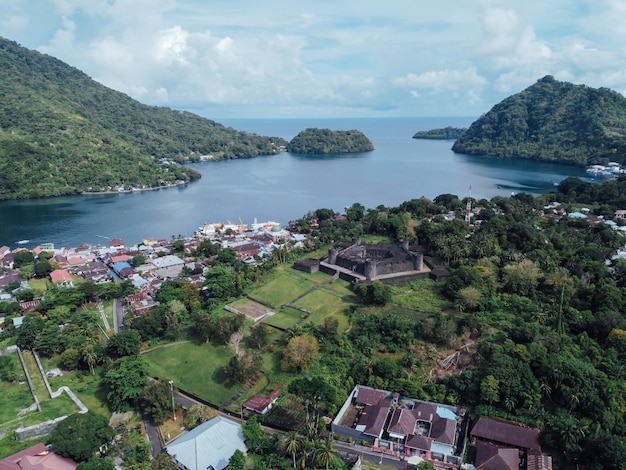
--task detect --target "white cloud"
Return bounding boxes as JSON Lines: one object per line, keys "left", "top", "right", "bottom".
{"left": 393, "top": 68, "right": 488, "bottom": 91}
{"left": 2, "top": 1, "right": 626, "bottom": 117}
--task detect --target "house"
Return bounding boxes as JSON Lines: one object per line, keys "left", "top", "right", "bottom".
{"left": 242, "top": 389, "right": 281, "bottom": 415}
{"left": 50, "top": 269, "right": 73, "bottom": 287}
{"left": 474, "top": 441, "right": 518, "bottom": 470}
{"left": 165, "top": 416, "right": 247, "bottom": 470}
{"left": 615, "top": 209, "right": 626, "bottom": 219}
{"left": 332, "top": 385, "right": 465, "bottom": 468}
{"left": 150, "top": 255, "right": 185, "bottom": 278}
{"left": 109, "top": 238, "right": 125, "bottom": 248}
{"left": 470, "top": 417, "right": 552, "bottom": 470}
{"left": 125, "top": 293, "right": 159, "bottom": 316}
{"left": 0, "top": 246, "right": 10, "bottom": 259}
{"left": 470, "top": 417, "right": 540, "bottom": 451}
{"left": 0, "top": 443, "right": 77, "bottom": 470}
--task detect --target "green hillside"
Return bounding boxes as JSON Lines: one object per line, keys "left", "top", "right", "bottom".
{"left": 287, "top": 128, "right": 374, "bottom": 154}
{"left": 0, "top": 38, "right": 286, "bottom": 199}
{"left": 452, "top": 75, "right": 626, "bottom": 166}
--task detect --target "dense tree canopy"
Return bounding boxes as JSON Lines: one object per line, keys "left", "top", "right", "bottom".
{"left": 453, "top": 75, "right": 626, "bottom": 166}
{"left": 287, "top": 128, "right": 374, "bottom": 154}
{"left": 48, "top": 411, "right": 115, "bottom": 462}
{"left": 413, "top": 126, "right": 466, "bottom": 140}
{"left": 0, "top": 38, "right": 286, "bottom": 199}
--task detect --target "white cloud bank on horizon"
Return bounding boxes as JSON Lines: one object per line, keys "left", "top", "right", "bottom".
{"left": 2, "top": 0, "right": 626, "bottom": 118}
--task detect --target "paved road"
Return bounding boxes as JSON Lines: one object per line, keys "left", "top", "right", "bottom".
{"left": 113, "top": 298, "right": 124, "bottom": 333}
{"left": 142, "top": 410, "right": 163, "bottom": 458}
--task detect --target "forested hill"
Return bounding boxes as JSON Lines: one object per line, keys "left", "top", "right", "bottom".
{"left": 451, "top": 75, "right": 626, "bottom": 166}
{"left": 0, "top": 38, "right": 286, "bottom": 199}
{"left": 413, "top": 126, "right": 466, "bottom": 140}
{"left": 287, "top": 128, "right": 374, "bottom": 154}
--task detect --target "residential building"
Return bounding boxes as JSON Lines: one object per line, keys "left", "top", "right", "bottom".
{"left": 0, "top": 443, "right": 77, "bottom": 470}
{"left": 50, "top": 269, "right": 73, "bottom": 287}
{"left": 165, "top": 416, "right": 247, "bottom": 470}
{"left": 332, "top": 385, "right": 465, "bottom": 468}
{"left": 242, "top": 389, "right": 281, "bottom": 415}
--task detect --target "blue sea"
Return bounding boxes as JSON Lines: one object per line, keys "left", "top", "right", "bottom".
{"left": 0, "top": 117, "right": 589, "bottom": 248}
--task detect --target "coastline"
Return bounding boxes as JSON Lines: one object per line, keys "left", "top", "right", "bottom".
{"left": 80, "top": 180, "right": 189, "bottom": 196}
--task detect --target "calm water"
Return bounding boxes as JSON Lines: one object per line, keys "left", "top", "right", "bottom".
{"left": 0, "top": 117, "right": 589, "bottom": 248}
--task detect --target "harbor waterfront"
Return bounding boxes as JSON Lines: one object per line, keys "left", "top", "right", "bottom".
{"left": 0, "top": 117, "right": 590, "bottom": 249}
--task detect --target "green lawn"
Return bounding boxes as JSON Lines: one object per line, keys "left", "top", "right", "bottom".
{"left": 21, "top": 351, "right": 49, "bottom": 402}
{"left": 293, "top": 289, "right": 351, "bottom": 331}
{"left": 142, "top": 342, "right": 240, "bottom": 405}
{"left": 263, "top": 308, "right": 304, "bottom": 330}
{"left": 249, "top": 272, "right": 313, "bottom": 307}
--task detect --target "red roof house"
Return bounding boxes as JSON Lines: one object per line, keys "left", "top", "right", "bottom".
{"left": 109, "top": 238, "right": 125, "bottom": 248}
{"left": 242, "top": 390, "right": 281, "bottom": 415}
{"left": 0, "top": 443, "right": 77, "bottom": 470}
{"left": 50, "top": 269, "right": 73, "bottom": 287}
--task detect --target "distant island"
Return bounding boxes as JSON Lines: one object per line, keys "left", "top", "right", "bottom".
{"left": 287, "top": 128, "right": 374, "bottom": 154}
{"left": 0, "top": 38, "right": 287, "bottom": 200}
{"left": 452, "top": 75, "right": 626, "bottom": 167}
{"left": 412, "top": 126, "right": 467, "bottom": 140}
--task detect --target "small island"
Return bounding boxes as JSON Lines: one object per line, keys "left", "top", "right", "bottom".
{"left": 287, "top": 128, "right": 374, "bottom": 154}
{"left": 412, "top": 126, "right": 466, "bottom": 140}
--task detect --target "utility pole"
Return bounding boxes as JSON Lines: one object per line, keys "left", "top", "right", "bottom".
{"left": 169, "top": 380, "right": 176, "bottom": 422}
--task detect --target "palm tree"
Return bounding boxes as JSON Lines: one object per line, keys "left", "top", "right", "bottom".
{"left": 316, "top": 436, "right": 340, "bottom": 470}
{"left": 539, "top": 379, "right": 552, "bottom": 401}
{"left": 82, "top": 344, "right": 98, "bottom": 375}
{"left": 504, "top": 396, "right": 517, "bottom": 412}
{"left": 284, "top": 431, "right": 299, "bottom": 468}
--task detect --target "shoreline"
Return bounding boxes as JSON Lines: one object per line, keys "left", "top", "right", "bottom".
{"left": 80, "top": 180, "right": 189, "bottom": 196}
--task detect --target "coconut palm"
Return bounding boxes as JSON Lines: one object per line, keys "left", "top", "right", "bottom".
{"left": 316, "top": 436, "right": 340, "bottom": 470}
{"left": 82, "top": 344, "right": 98, "bottom": 375}
{"left": 284, "top": 431, "right": 299, "bottom": 468}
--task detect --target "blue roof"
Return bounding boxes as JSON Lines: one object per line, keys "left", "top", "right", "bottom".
{"left": 113, "top": 261, "right": 132, "bottom": 271}
{"left": 165, "top": 416, "right": 247, "bottom": 470}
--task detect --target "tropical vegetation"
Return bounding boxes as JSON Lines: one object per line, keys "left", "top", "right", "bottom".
{"left": 287, "top": 128, "right": 374, "bottom": 154}
{"left": 412, "top": 126, "right": 466, "bottom": 140}
{"left": 452, "top": 75, "right": 626, "bottom": 166}
{"left": 0, "top": 37, "right": 287, "bottom": 199}
{"left": 1, "top": 176, "right": 626, "bottom": 468}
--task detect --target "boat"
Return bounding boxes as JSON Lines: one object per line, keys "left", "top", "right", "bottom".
{"left": 16, "top": 240, "right": 29, "bottom": 244}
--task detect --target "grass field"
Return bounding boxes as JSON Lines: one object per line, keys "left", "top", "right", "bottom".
{"left": 250, "top": 272, "right": 313, "bottom": 307}
{"left": 0, "top": 360, "right": 33, "bottom": 425}
{"left": 143, "top": 342, "right": 240, "bottom": 405}
{"left": 293, "top": 289, "right": 351, "bottom": 331}
{"left": 263, "top": 308, "right": 304, "bottom": 330}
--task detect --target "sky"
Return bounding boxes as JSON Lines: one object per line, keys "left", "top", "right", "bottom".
{"left": 1, "top": 0, "right": 625, "bottom": 119}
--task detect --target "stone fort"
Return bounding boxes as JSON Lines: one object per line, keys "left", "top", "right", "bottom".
{"left": 318, "top": 238, "right": 431, "bottom": 283}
